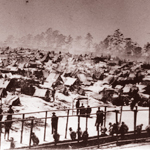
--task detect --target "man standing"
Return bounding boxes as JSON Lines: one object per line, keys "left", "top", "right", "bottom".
{"left": 80, "top": 103, "right": 85, "bottom": 117}
{"left": 86, "top": 105, "right": 92, "bottom": 117}
{"left": 95, "top": 107, "right": 104, "bottom": 131}
{"left": 52, "top": 88, "right": 56, "bottom": 102}
{"left": 7, "top": 105, "right": 14, "bottom": 120}
{"left": 51, "top": 112, "right": 58, "bottom": 134}
{"left": 119, "top": 122, "right": 129, "bottom": 139}
{"left": 76, "top": 99, "right": 80, "bottom": 115}
{"left": 7, "top": 105, "right": 14, "bottom": 128}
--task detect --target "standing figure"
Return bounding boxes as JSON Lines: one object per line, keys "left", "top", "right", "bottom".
{"left": 95, "top": 107, "right": 104, "bottom": 131}
{"left": 31, "top": 132, "right": 39, "bottom": 146}
{"left": 82, "top": 130, "right": 89, "bottom": 146}
{"left": 80, "top": 103, "right": 85, "bottom": 117}
{"left": 86, "top": 105, "right": 92, "bottom": 117}
{"left": 76, "top": 99, "right": 80, "bottom": 115}
{"left": 52, "top": 88, "right": 56, "bottom": 102}
{"left": 76, "top": 127, "right": 82, "bottom": 140}
{"left": 7, "top": 105, "right": 14, "bottom": 121}
{"left": 51, "top": 112, "right": 58, "bottom": 134}
{"left": 108, "top": 122, "right": 113, "bottom": 135}
{"left": 119, "top": 122, "right": 129, "bottom": 139}
{"left": 4, "top": 119, "right": 12, "bottom": 140}
{"left": 69, "top": 127, "right": 76, "bottom": 140}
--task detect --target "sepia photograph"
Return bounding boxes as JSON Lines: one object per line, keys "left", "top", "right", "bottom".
{"left": 0, "top": 0, "right": 150, "bottom": 149}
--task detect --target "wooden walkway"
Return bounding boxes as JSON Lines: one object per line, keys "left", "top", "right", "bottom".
{"left": 13, "top": 131, "right": 150, "bottom": 149}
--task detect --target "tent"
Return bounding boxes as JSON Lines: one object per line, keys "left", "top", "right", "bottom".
{"left": 61, "top": 76, "right": 77, "bottom": 86}
{"left": 41, "top": 72, "right": 61, "bottom": 89}
{"left": 33, "top": 88, "right": 50, "bottom": 101}
{"left": 0, "top": 88, "right": 7, "bottom": 98}
{"left": 4, "top": 94, "right": 21, "bottom": 106}
{"left": 0, "top": 79, "right": 10, "bottom": 89}
{"left": 77, "top": 73, "right": 91, "bottom": 86}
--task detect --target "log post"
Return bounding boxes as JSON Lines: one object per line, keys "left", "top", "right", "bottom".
{"left": 29, "top": 119, "right": 34, "bottom": 148}
{"left": 77, "top": 115, "right": 80, "bottom": 143}
{"left": 86, "top": 114, "right": 88, "bottom": 131}
{"left": 115, "top": 110, "right": 118, "bottom": 124}
{"left": 44, "top": 111, "right": 48, "bottom": 141}
{"left": 97, "top": 124, "right": 100, "bottom": 148}
{"left": 104, "top": 106, "right": 107, "bottom": 128}
{"left": 0, "top": 121, "right": 1, "bottom": 150}
{"left": 149, "top": 106, "right": 150, "bottom": 125}
{"left": 115, "top": 110, "right": 119, "bottom": 144}
{"left": 134, "top": 106, "right": 138, "bottom": 135}
{"left": 65, "top": 110, "right": 69, "bottom": 139}
{"left": 20, "top": 114, "right": 25, "bottom": 143}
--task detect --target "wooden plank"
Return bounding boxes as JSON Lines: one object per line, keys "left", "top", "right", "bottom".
{"left": 65, "top": 110, "right": 69, "bottom": 139}
{"left": 20, "top": 114, "right": 25, "bottom": 143}
{"left": 44, "top": 111, "right": 48, "bottom": 141}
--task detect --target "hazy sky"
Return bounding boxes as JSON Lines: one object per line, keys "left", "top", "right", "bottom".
{"left": 0, "top": 0, "right": 150, "bottom": 46}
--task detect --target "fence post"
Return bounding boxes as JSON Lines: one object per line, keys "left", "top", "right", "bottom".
{"left": 119, "top": 106, "right": 123, "bottom": 124}
{"left": 134, "top": 106, "right": 138, "bottom": 135}
{"left": 104, "top": 106, "right": 107, "bottom": 128}
{"left": 149, "top": 106, "right": 150, "bottom": 125}
{"left": 20, "top": 114, "right": 25, "bottom": 143}
{"left": 29, "top": 119, "right": 34, "bottom": 148}
{"left": 86, "top": 114, "right": 88, "bottom": 131}
{"left": 78, "top": 115, "right": 80, "bottom": 143}
{"left": 44, "top": 111, "right": 48, "bottom": 141}
{"left": 115, "top": 110, "right": 119, "bottom": 144}
{"left": 65, "top": 110, "right": 69, "bottom": 139}
{"left": 97, "top": 124, "right": 100, "bottom": 148}
{"left": 0, "top": 121, "right": 1, "bottom": 150}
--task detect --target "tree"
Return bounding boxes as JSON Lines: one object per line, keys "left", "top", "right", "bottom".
{"left": 85, "top": 33, "right": 93, "bottom": 50}
{"left": 45, "top": 28, "right": 53, "bottom": 47}
{"left": 65, "top": 35, "right": 73, "bottom": 51}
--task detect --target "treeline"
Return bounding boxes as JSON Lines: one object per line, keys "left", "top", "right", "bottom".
{"left": 2, "top": 28, "right": 150, "bottom": 57}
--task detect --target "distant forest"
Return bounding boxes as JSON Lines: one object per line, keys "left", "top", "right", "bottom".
{"left": 1, "top": 28, "right": 150, "bottom": 60}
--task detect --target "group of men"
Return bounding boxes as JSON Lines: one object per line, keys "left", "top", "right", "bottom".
{"left": 69, "top": 127, "right": 89, "bottom": 145}
{"left": 76, "top": 99, "right": 91, "bottom": 117}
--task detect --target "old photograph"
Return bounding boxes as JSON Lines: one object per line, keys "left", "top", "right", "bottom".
{"left": 0, "top": 0, "right": 150, "bottom": 149}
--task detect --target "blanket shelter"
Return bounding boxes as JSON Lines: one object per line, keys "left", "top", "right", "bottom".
{"left": 0, "top": 88, "right": 7, "bottom": 98}
{"left": 33, "top": 88, "right": 50, "bottom": 101}
{"left": 0, "top": 79, "right": 10, "bottom": 89}
{"left": 4, "top": 94, "right": 21, "bottom": 106}
{"left": 61, "top": 76, "right": 77, "bottom": 86}
{"left": 77, "top": 73, "right": 91, "bottom": 86}
{"left": 41, "top": 72, "right": 61, "bottom": 89}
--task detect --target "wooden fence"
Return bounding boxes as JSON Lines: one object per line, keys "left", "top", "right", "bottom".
{"left": 0, "top": 105, "right": 149, "bottom": 149}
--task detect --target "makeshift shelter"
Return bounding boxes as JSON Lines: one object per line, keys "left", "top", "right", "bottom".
{"left": 61, "top": 76, "right": 77, "bottom": 86}
{"left": 0, "top": 79, "right": 10, "bottom": 89}
{"left": 33, "top": 88, "right": 50, "bottom": 101}
{"left": 4, "top": 94, "right": 21, "bottom": 106}
{"left": 41, "top": 72, "right": 62, "bottom": 89}
{"left": 0, "top": 88, "right": 7, "bottom": 98}
{"left": 77, "top": 73, "right": 91, "bottom": 86}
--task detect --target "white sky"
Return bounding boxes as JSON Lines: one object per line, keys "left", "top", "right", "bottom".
{"left": 0, "top": 0, "right": 150, "bottom": 46}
